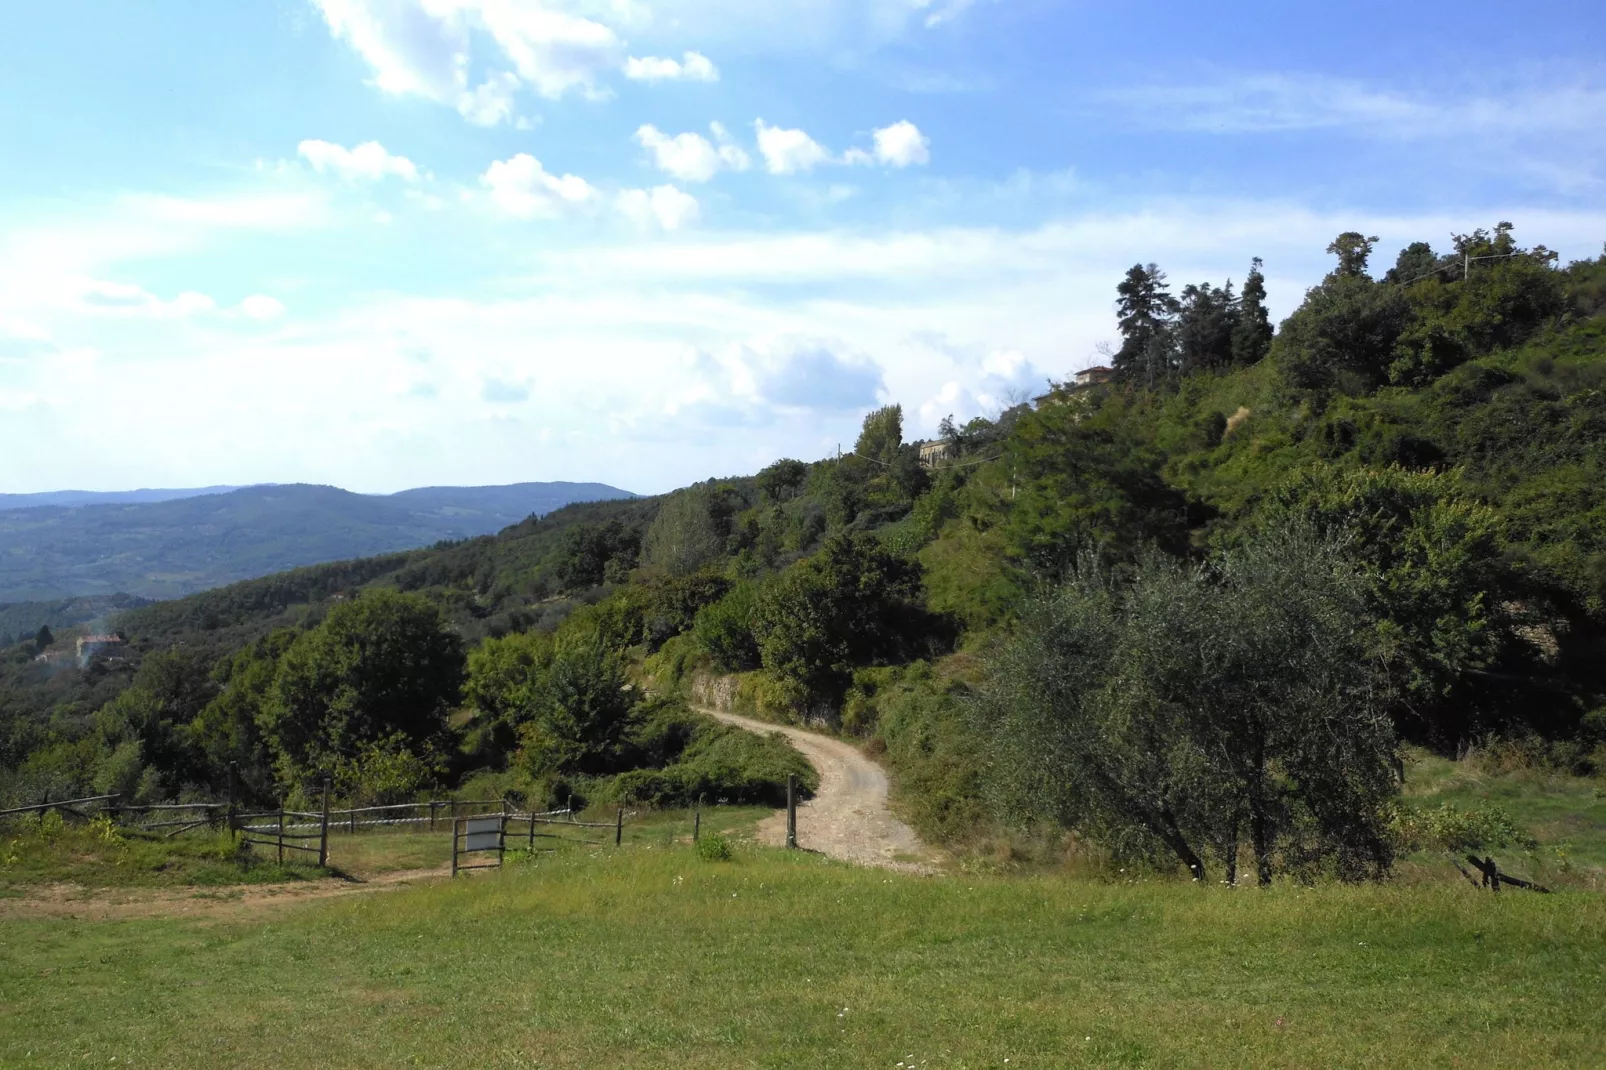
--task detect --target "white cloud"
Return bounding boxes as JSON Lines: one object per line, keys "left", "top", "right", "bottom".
{"left": 634, "top": 124, "right": 749, "bottom": 182}
{"left": 480, "top": 153, "right": 598, "bottom": 218}
{"left": 617, "top": 185, "right": 701, "bottom": 230}
{"left": 297, "top": 140, "right": 420, "bottom": 182}
{"left": 309, "top": 0, "right": 622, "bottom": 106}
{"left": 754, "top": 120, "right": 831, "bottom": 175}
{"left": 1103, "top": 72, "right": 1606, "bottom": 139}
{"left": 78, "top": 281, "right": 217, "bottom": 319}
{"left": 624, "top": 50, "right": 719, "bottom": 82}
{"left": 457, "top": 70, "right": 522, "bottom": 126}
{"left": 238, "top": 295, "right": 287, "bottom": 321}
{"left": 309, "top": 0, "right": 470, "bottom": 100}
{"left": 871, "top": 119, "right": 930, "bottom": 166}
{"left": 475, "top": 1, "right": 623, "bottom": 98}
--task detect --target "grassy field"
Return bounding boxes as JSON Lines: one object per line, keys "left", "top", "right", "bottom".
{"left": 2, "top": 835, "right": 1604, "bottom": 1069}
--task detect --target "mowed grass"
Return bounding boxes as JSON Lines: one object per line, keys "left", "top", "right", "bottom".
{"left": 2, "top": 842, "right": 1603, "bottom": 1069}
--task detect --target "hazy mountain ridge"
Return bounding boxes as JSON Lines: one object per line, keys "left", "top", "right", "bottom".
{"left": 0, "top": 487, "right": 250, "bottom": 510}
{"left": 0, "top": 481, "right": 634, "bottom": 602}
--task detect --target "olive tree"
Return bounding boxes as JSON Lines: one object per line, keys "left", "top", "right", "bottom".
{"left": 978, "top": 526, "right": 1397, "bottom": 884}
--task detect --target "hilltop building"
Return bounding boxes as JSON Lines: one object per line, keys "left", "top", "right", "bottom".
{"left": 918, "top": 440, "right": 954, "bottom": 469}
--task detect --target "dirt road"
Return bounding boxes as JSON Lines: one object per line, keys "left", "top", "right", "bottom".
{"left": 700, "top": 709, "right": 935, "bottom": 874}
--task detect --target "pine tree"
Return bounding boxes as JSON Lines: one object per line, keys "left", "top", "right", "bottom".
{"left": 1231, "top": 257, "right": 1274, "bottom": 366}
{"left": 1176, "top": 280, "right": 1240, "bottom": 374}
{"left": 1113, "top": 263, "right": 1179, "bottom": 387}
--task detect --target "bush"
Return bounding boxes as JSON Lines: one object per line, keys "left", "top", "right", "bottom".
{"left": 693, "top": 582, "right": 761, "bottom": 672}
{"left": 696, "top": 833, "right": 733, "bottom": 861}
{"left": 1387, "top": 802, "right": 1536, "bottom": 853}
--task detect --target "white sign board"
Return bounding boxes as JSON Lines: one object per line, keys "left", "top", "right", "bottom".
{"left": 464, "top": 817, "right": 502, "bottom": 852}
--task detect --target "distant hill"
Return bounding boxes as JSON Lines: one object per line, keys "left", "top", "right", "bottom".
{"left": 0, "top": 487, "right": 249, "bottom": 511}
{"left": 0, "top": 481, "right": 634, "bottom": 602}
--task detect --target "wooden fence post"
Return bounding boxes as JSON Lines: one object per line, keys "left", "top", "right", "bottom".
{"left": 615, "top": 806, "right": 623, "bottom": 847}
{"left": 786, "top": 774, "right": 798, "bottom": 849}
{"left": 39, "top": 788, "right": 48, "bottom": 828}
{"left": 319, "top": 778, "right": 331, "bottom": 868}
{"left": 277, "top": 808, "right": 286, "bottom": 866}
{"left": 528, "top": 813, "right": 536, "bottom": 850}
{"left": 430, "top": 800, "right": 439, "bottom": 831}
{"left": 451, "top": 818, "right": 460, "bottom": 878}
{"left": 694, "top": 794, "right": 703, "bottom": 842}
{"left": 349, "top": 799, "right": 357, "bottom": 835}
{"left": 226, "top": 761, "right": 238, "bottom": 837}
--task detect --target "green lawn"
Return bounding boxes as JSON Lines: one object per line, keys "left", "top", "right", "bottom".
{"left": 2, "top": 841, "right": 1603, "bottom": 1069}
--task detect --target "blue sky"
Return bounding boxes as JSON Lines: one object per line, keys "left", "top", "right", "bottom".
{"left": 1, "top": 0, "right": 1603, "bottom": 495}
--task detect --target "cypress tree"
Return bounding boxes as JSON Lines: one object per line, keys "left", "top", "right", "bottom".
{"left": 1231, "top": 257, "right": 1274, "bottom": 366}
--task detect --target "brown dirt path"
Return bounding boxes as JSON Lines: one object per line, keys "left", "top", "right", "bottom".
{"left": 0, "top": 866, "right": 450, "bottom": 922}
{"left": 699, "top": 708, "right": 937, "bottom": 874}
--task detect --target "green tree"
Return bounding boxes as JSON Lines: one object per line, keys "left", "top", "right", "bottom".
{"left": 1230, "top": 257, "right": 1274, "bottom": 365}
{"left": 750, "top": 533, "right": 927, "bottom": 702}
{"left": 517, "top": 638, "right": 638, "bottom": 774}
{"left": 643, "top": 488, "right": 726, "bottom": 576}
{"left": 35, "top": 625, "right": 54, "bottom": 649}
{"left": 1113, "top": 263, "right": 1179, "bottom": 387}
{"left": 979, "top": 527, "right": 1395, "bottom": 884}
{"left": 1259, "top": 465, "right": 1511, "bottom": 743}
{"left": 1274, "top": 271, "right": 1413, "bottom": 391}
{"left": 464, "top": 630, "right": 555, "bottom": 753}
{"left": 756, "top": 458, "right": 808, "bottom": 503}
{"left": 1326, "top": 232, "right": 1380, "bottom": 278}
{"left": 855, "top": 404, "right": 904, "bottom": 465}
{"left": 693, "top": 581, "right": 761, "bottom": 671}
{"left": 1175, "top": 280, "right": 1239, "bottom": 374}
{"left": 259, "top": 590, "right": 464, "bottom": 789}
{"left": 554, "top": 521, "right": 640, "bottom": 589}
{"left": 1386, "top": 241, "right": 1442, "bottom": 285}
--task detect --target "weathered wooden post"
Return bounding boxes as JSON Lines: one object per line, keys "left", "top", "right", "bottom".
{"left": 318, "top": 777, "right": 332, "bottom": 868}
{"left": 349, "top": 798, "right": 357, "bottom": 835}
{"left": 277, "top": 807, "right": 286, "bottom": 866}
{"left": 786, "top": 775, "right": 798, "bottom": 850}
{"left": 451, "top": 818, "right": 461, "bottom": 878}
{"left": 694, "top": 794, "right": 703, "bottom": 842}
{"left": 39, "top": 788, "right": 48, "bottom": 828}
{"left": 615, "top": 806, "right": 624, "bottom": 847}
{"left": 226, "top": 762, "right": 238, "bottom": 837}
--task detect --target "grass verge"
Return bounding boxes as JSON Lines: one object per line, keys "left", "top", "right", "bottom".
{"left": 2, "top": 842, "right": 1603, "bottom": 1068}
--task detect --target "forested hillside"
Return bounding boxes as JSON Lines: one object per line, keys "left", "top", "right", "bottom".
{"left": 0, "top": 480, "right": 634, "bottom": 601}
{"left": 4, "top": 222, "right": 1602, "bottom": 883}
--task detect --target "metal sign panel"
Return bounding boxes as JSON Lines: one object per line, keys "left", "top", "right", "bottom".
{"left": 464, "top": 817, "right": 502, "bottom": 852}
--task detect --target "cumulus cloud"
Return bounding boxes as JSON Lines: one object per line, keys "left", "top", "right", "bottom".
{"left": 624, "top": 51, "right": 719, "bottom": 82}
{"left": 310, "top": 0, "right": 628, "bottom": 111}
{"left": 758, "top": 119, "right": 931, "bottom": 174}
{"left": 297, "top": 139, "right": 420, "bottom": 182}
{"left": 754, "top": 120, "right": 831, "bottom": 175}
{"left": 871, "top": 120, "right": 931, "bottom": 166}
{"left": 617, "top": 185, "right": 700, "bottom": 230}
{"left": 238, "top": 295, "right": 287, "bottom": 321}
{"left": 668, "top": 335, "right": 885, "bottom": 422}
{"left": 635, "top": 124, "right": 749, "bottom": 182}
{"left": 480, "top": 153, "right": 597, "bottom": 218}
{"left": 457, "top": 70, "right": 522, "bottom": 126}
